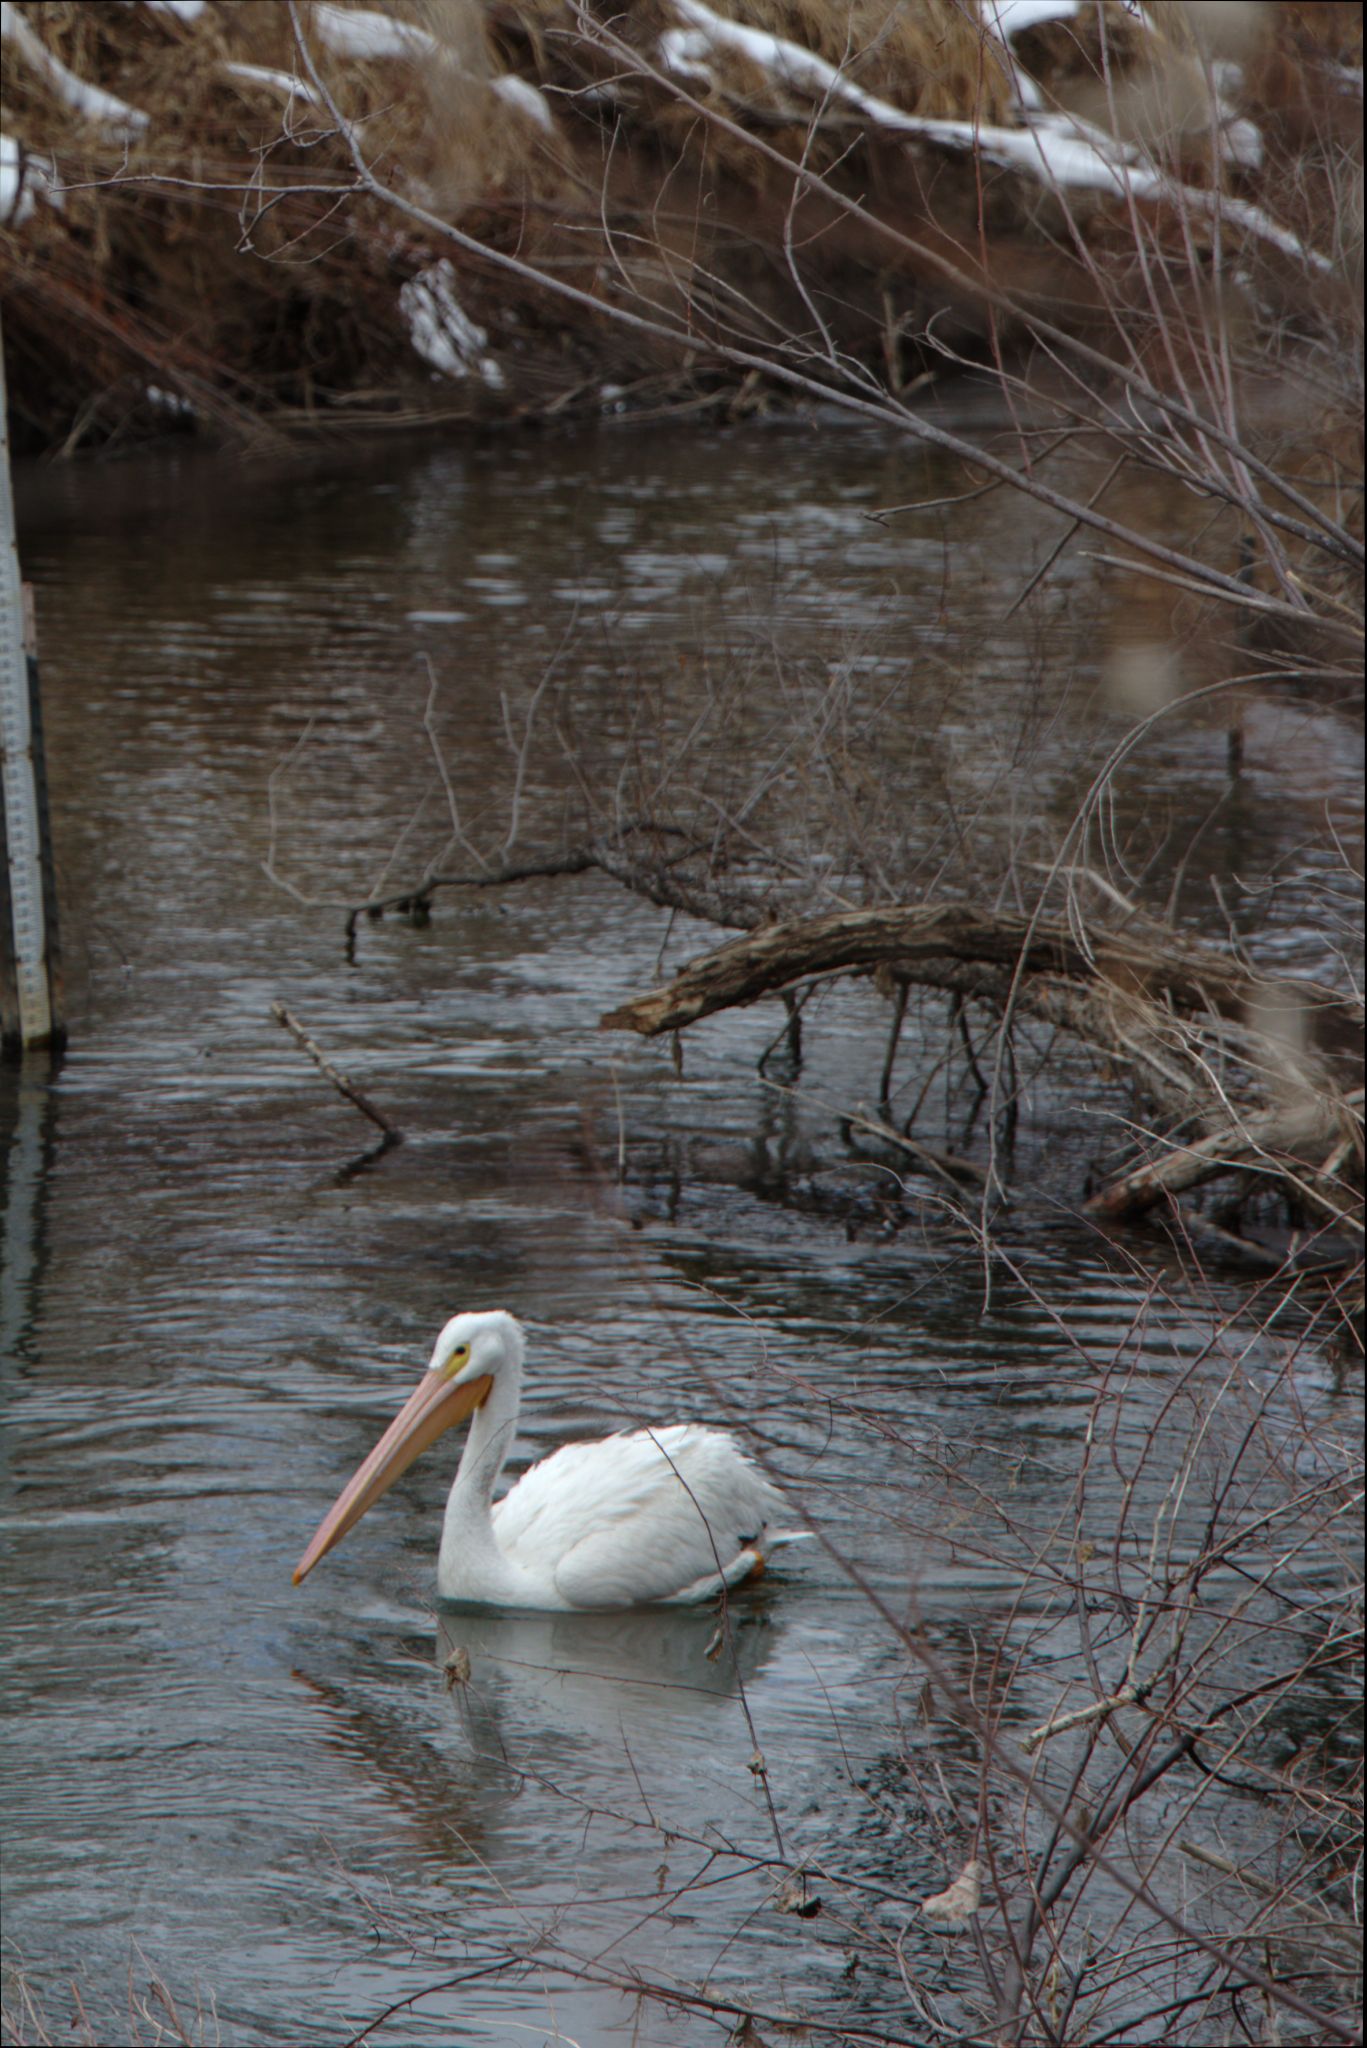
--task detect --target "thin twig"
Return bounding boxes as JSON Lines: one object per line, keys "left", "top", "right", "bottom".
{"left": 270, "top": 1003, "right": 402, "bottom": 1142}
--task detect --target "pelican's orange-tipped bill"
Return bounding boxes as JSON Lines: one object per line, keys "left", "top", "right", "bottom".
{"left": 293, "top": 1369, "right": 494, "bottom": 1584}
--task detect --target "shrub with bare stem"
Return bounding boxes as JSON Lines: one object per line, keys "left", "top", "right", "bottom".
{"left": 1, "top": 1948, "right": 220, "bottom": 2048}
{"left": 265, "top": 1262, "right": 1360, "bottom": 2047}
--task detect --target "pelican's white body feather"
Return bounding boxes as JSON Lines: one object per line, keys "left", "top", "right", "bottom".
{"left": 479, "top": 1422, "right": 798, "bottom": 1609}
{"left": 433, "top": 1317, "right": 806, "bottom": 1608}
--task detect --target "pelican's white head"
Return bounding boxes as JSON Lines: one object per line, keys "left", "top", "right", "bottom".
{"left": 292, "top": 1308, "right": 526, "bottom": 1586}
{"left": 428, "top": 1308, "right": 525, "bottom": 1386}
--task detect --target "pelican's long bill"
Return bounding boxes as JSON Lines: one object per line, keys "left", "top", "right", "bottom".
{"left": 293, "top": 1368, "right": 494, "bottom": 1584}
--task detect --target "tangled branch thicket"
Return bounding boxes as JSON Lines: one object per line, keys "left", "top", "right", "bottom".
{"left": 219, "top": 0, "right": 1363, "bottom": 1267}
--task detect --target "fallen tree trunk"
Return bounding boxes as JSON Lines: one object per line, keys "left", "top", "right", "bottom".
{"left": 600, "top": 903, "right": 1361, "bottom": 1061}
{"left": 600, "top": 901, "right": 1363, "bottom": 1236}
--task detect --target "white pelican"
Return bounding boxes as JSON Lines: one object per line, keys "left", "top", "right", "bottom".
{"left": 293, "top": 1310, "right": 808, "bottom": 1609}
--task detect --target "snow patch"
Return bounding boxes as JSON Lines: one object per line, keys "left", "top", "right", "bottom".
{"left": 0, "top": 132, "right": 62, "bottom": 225}
{"left": 399, "top": 259, "right": 506, "bottom": 389}
{"left": 146, "top": 384, "right": 195, "bottom": 417}
{"left": 112, "top": 0, "right": 209, "bottom": 18}
{"left": 667, "top": 1, "right": 881, "bottom": 108}
{"left": 985, "top": 0, "right": 1081, "bottom": 39}
{"left": 656, "top": 35, "right": 715, "bottom": 88}
{"left": 1, "top": 0, "right": 149, "bottom": 134}
{"left": 982, "top": 0, "right": 1056, "bottom": 113}
{"left": 223, "top": 61, "right": 322, "bottom": 108}
{"left": 1218, "top": 109, "right": 1262, "bottom": 171}
{"left": 311, "top": 3, "right": 437, "bottom": 64}
{"left": 1202, "top": 65, "right": 1262, "bottom": 172}
{"left": 492, "top": 73, "right": 554, "bottom": 133}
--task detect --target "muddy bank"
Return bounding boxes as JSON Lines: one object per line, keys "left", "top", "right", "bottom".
{"left": 2, "top": 0, "right": 1359, "bottom": 451}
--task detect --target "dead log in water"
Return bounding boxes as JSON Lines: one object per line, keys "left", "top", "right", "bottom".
{"left": 600, "top": 904, "right": 1359, "bottom": 1052}
{"left": 600, "top": 903, "right": 1363, "bottom": 1235}
{"left": 1084, "top": 1094, "right": 1362, "bottom": 1228}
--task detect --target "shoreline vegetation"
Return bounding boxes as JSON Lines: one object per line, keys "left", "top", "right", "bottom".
{"left": 0, "top": 1, "right": 1360, "bottom": 450}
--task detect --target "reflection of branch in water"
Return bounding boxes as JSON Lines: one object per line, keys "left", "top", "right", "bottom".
{"left": 332, "top": 1129, "right": 403, "bottom": 1186}
{"left": 290, "top": 1661, "right": 502, "bottom": 1868}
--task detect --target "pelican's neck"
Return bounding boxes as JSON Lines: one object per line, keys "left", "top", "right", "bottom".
{"left": 453, "top": 1356, "right": 522, "bottom": 1509}
{"left": 438, "top": 1348, "right": 524, "bottom": 1592}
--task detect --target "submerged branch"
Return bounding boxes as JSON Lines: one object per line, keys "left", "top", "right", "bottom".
{"left": 600, "top": 900, "right": 1363, "bottom": 1234}
{"left": 271, "top": 1002, "right": 403, "bottom": 1144}
{"left": 341, "top": 828, "right": 765, "bottom": 946}
{"left": 1086, "top": 1092, "right": 1364, "bottom": 1227}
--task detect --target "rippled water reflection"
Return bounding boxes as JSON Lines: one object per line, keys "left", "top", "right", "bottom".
{"left": 2, "top": 421, "right": 1360, "bottom": 2044}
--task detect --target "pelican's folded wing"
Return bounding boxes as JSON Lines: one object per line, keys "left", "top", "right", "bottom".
{"left": 492, "top": 1425, "right": 796, "bottom": 1609}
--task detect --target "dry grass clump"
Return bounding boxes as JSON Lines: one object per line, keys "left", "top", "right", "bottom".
{"left": 1011, "top": 0, "right": 1362, "bottom": 211}
{"left": 1241, "top": 0, "right": 1364, "bottom": 135}
{"left": 1, "top": 1951, "right": 220, "bottom": 2048}
{"left": 1009, "top": 0, "right": 1179, "bottom": 116}
{"left": 555, "top": 0, "right": 1014, "bottom": 164}
{"left": 1, "top": 0, "right": 558, "bottom": 450}
{"left": 1, "top": 0, "right": 1034, "bottom": 451}
{"left": 410, "top": 2, "right": 577, "bottom": 232}
{"left": 488, "top": 0, "right": 1013, "bottom": 114}
{"left": 1006, "top": 0, "right": 1256, "bottom": 184}
{"left": 1234, "top": 0, "right": 1365, "bottom": 256}
{"left": 694, "top": 0, "right": 1013, "bottom": 121}
{"left": 480, "top": 0, "right": 1029, "bottom": 375}
{"left": 2, "top": 0, "right": 1359, "bottom": 449}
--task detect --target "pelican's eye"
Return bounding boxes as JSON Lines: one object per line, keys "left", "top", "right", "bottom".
{"left": 442, "top": 1342, "right": 472, "bottom": 1377}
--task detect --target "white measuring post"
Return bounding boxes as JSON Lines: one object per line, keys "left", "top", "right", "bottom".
{"left": 0, "top": 319, "right": 58, "bottom": 1052}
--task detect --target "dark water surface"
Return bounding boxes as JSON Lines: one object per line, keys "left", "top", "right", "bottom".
{"left": 2, "top": 418, "right": 1360, "bottom": 2044}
